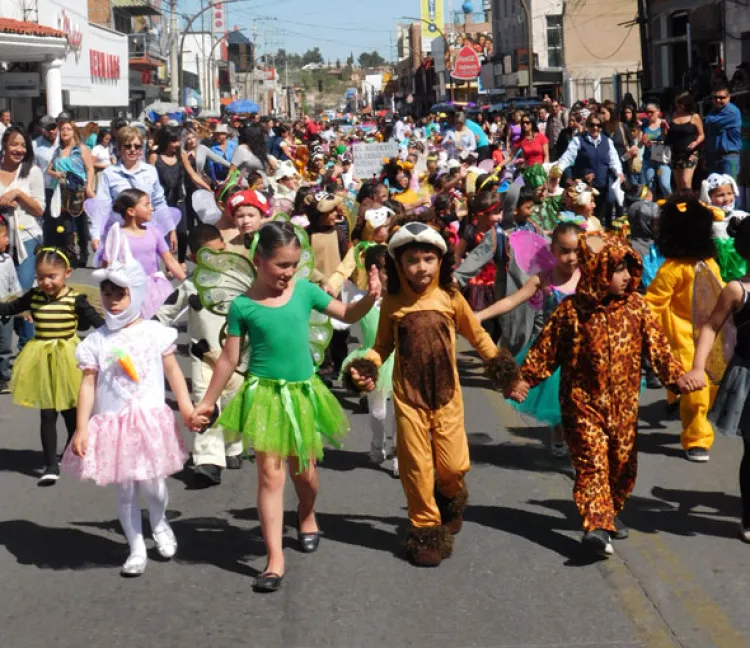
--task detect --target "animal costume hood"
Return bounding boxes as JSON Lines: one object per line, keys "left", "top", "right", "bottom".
{"left": 575, "top": 232, "right": 642, "bottom": 307}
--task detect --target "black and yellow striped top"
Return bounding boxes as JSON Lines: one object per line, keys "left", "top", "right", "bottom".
{"left": 0, "top": 288, "right": 104, "bottom": 340}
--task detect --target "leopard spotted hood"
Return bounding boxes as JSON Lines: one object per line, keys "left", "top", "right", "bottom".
{"left": 575, "top": 231, "right": 643, "bottom": 306}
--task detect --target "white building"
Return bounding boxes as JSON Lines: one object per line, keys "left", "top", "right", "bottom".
{"left": 181, "top": 32, "right": 222, "bottom": 113}
{"left": 490, "top": 0, "right": 564, "bottom": 97}
{"left": 0, "top": 0, "right": 128, "bottom": 123}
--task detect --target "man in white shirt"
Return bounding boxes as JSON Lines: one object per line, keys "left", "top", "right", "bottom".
{"left": 393, "top": 114, "right": 407, "bottom": 143}
{"left": 33, "top": 115, "right": 59, "bottom": 243}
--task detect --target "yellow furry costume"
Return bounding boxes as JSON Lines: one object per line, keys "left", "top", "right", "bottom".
{"left": 646, "top": 258, "right": 722, "bottom": 450}
{"left": 347, "top": 221, "right": 517, "bottom": 566}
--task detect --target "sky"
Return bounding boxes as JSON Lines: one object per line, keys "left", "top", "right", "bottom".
{"left": 180, "top": 0, "right": 470, "bottom": 63}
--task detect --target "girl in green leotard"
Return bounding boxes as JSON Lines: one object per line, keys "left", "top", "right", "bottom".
{"left": 191, "top": 221, "right": 381, "bottom": 593}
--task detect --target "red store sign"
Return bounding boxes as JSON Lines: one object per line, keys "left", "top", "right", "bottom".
{"left": 90, "top": 50, "right": 121, "bottom": 82}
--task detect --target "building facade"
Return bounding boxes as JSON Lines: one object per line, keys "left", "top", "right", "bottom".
{"left": 0, "top": 0, "right": 128, "bottom": 123}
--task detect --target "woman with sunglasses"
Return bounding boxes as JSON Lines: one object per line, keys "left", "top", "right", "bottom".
{"left": 640, "top": 103, "right": 671, "bottom": 198}
{"left": 515, "top": 115, "right": 549, "bottom": 167}
{"left": 554, "top": 114, "right": 625, "bottom": 228}
{"left": 93, "top": 126, "right": 170, "bottom": 253}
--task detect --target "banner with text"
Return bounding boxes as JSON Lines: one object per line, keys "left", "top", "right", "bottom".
{"left": 352, "top": 142, "right": 399, "bottom": 179}
{"left": 421, "top": 0, "right": 444, "bottom": 43}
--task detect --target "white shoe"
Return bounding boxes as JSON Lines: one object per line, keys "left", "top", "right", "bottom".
{"left": 369, "top": 446, "right": 386, "bottom": 464}
{"left": 740, "top": 525, "right": 750, "bottom": 543}
{"left": 121, "top": 553, "right": 147, "bottom": 577}
{"left": 391, "top": 456, "right": 400, "bottom": 478}
{"left": 153, "top": 526, "right": 178, "bottom": 559}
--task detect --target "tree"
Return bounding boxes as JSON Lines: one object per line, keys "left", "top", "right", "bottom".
{"left": 336, "top": 58, "right": 341, "bottom": 69}
{"left": 346, "top": 52, "right": 354, "bottom": 66}
{"left": 358, "top": 51, "right": 386, "bottom": 69}
{"left": 301, "top": 47, "right": 324, "bottom": 66}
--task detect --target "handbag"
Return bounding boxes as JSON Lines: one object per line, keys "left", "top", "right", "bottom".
{"left": 650, "top": 141, "right": 671, "bottom": 165}
{"left": 61, "top": 187, "right": 85, "bottom": 217}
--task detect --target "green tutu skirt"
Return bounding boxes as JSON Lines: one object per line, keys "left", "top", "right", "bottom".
{"left": 714, "top": 237, "right": 748, "bottom": 282}
{"left": 219, "top": 374, "right": 349, "bottom": 467}
{"left": 11, "top": 337, "right": 81, "bottom": 411}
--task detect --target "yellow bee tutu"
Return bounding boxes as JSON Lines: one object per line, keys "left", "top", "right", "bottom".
{"left": 11, "top": 337, "right": 82, "bottom": 410}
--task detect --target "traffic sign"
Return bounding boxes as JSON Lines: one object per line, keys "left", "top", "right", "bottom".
{"left": 451, "top": 45, "right": 481, "bottom": 80}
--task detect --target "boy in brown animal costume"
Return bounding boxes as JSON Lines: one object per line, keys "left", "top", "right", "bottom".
{"left": 511, "top": 232, "right": 691, "bottom": 557}
{"left": 346, "top": 219, "right": 520, "bottom": 566}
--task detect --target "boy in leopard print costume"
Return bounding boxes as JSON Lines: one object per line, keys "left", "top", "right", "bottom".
{"left": 511, "top": 231, "right": 690, "bottom": 557}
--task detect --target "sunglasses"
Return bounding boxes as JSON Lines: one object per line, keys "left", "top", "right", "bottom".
{"left": 588, "top": 123, "right": 602, "bottom": 129}
{"left": 123, "top": 143, "right": 143, "bottom": 151}
{"left": 521, "top": 120, "right": 531, "bottom": 125}
{"left": 712, "top": 94, "right": 729, "bottom": 100}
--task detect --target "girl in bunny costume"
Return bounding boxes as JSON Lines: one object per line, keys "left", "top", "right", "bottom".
{"left": 63, "top": 224, "right": 193, "bottom": 577}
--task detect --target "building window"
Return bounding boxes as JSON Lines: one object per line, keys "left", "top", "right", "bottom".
{"left": 546, "top": 15, "right": 563, "bottom": 68}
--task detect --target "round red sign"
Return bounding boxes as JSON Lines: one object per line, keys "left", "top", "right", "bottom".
{"left": 451, "top": 45, "right": 482, "bottom": 81}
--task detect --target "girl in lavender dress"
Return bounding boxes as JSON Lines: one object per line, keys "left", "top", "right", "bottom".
{"left": 63, "top": 224, "right": 193, "bottom": 577}
{"left": 108, "top": 189, "right": 185, "bottom": 319}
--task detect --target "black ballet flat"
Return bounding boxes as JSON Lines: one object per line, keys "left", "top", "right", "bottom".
{"left": 253, "top": 572, "right": 284, "bottom": 593}
{"left": 297, "top": 511, "right": 321, "bottom": 553}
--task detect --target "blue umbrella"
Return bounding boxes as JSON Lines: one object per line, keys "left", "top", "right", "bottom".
{"left": 226, "top": 99, "right": 260, "bottom": 114}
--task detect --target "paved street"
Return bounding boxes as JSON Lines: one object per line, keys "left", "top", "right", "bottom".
{"left": 1, "top": 273, "right": 750, "bottom": 648}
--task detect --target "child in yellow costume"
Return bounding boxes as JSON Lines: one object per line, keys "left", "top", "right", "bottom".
{"left": 646, "top": 194, "right": 723, "bottom": 462}
{"left": 345, "top": 219, "right": 519, "bottom": 567}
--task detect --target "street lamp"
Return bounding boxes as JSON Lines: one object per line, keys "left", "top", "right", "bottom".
{"left": 399, "top": 16, "right": 453, "bottom": 102}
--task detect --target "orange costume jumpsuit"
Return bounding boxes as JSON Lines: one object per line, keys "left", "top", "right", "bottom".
{"left": 645, "top": 259, "right": 722, "bottom": 451}
{"left": 521, "top": 233, "right": 684, "bottom": 533}
{"left": 365, "top": 268, "right": 501, "bottom": 537}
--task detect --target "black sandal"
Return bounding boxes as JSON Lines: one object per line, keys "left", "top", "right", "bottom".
{"left": 253, "top": 572, "right": 284, "bottom": 593}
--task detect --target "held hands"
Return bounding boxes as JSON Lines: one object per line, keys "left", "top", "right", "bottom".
{"left": 505, "top": 380, "right": 530, "bottom": 403}
{"left": 188, "top": 401, "right": 214, "bottom": 432}
{"left": 349, "top": 367, "right": 376, "bottom": 392}
{"left": 367, "top": 264, "right": 382, "bottom": 300}
{"left": 677, "top": 369, "right": 707, "bottom": 394}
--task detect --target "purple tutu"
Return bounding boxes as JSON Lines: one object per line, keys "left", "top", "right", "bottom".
{"left": 62, "top": 403, "right": 188, "bottom": 486}
{"left": 142, "top": 272, "right": 174, "bottom": 320}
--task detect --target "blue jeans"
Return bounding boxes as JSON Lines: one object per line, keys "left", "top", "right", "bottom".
{"left": 707, "top": 153, "right": 741, "bottom": 181}
{"left": 0, "top": 316, "right": 12, "bottom": 381}
{"left": 14, "top": 238, "right": 38, "bottom": 349}
{"left": 643, "top": 159, "right": 672, "bottom": 198}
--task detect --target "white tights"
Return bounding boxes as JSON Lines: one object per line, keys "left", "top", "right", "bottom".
{"left": 368, "top": 391, "right": 395, "bottom": 453}
{"left": 117, "top": 478, "right": 169, "bottom": 557}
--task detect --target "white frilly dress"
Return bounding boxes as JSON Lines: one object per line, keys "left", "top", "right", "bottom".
{"left": 62, "top": 320, "right": 188, "bottom": 486}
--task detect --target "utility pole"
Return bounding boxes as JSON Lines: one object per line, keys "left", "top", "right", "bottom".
{"left": 170, "top": 0, "right": 179, "bottom": 102}
{"left": 520, "top": 0, "right": 534, "bottom": 97}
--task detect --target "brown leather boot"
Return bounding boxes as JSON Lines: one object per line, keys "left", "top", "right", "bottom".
{"left": 405, "top": 525, "right": 454, "bottom": 566}
{"left": 435, "top": 484, "right": 469, "bottom": 535}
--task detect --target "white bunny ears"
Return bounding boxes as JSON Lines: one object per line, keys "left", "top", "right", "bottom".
{"left": 92, "top": 224, "right": 148, "bottom": 330}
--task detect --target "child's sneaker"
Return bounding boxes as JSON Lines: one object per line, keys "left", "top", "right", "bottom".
{"left": 582, "top": 529, "right": 614, "bottom": 556}
{"left": 391, "top": 456, "right": 399, "bottom": 478}
{"left": 739, "top": 525, "right": 750, "bottom": 543}
{"left": 0, "top": 380, "right": 10, "bottom": 394}
{"left": 685, "top": 448, "right": 710, "bottom": 463}
{"left": 37, "top": 464, "right": 60, "bottom": 487}
{"left": 550, "top": 441, "right": 567, "bottom": 458}
{"left": 369, "top": 446, "right": 386, "bottom": 465}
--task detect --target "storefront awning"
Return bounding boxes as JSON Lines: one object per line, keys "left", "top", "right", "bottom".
{"left": 0, "top": 19, "right": 67, "bottom": 62}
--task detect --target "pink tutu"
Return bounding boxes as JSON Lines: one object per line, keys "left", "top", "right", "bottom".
{"left": 142, "top": 272, "right": 174, "bottom": 320}
{"left": 62, "top": 402, "right": 188, "bottom": 486}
